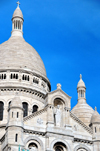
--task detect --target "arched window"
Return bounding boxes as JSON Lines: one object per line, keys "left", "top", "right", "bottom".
{"left": 22, "top": 75, "right": 24, "bottom": 80}
{"left": 28, "top": 143, "right": 38, "bottom": 150}
{"left": 55, "top": 146, "right": 63, "bottom": 151}
{"left": 0, "top": 101, "right": 4, "bottom": 121}
{"left": 28, "top": 75, "right": 29, "bottom": 81}
{"left": 16, "top": 21, "right": 17, "bottom": 29}
{"left": 95, "top": 127, "right": 97, "bottom": 133}
{"left": 32, "top": 105, "right": 38, "bottom": 113}
{"left": 9, "top": 101, "right": 11, "bottom": 108}
{"left": 54, "top": 142, "right": 67, "bottom": 151}
{"left": 22, "top": 102, "right": 28, "bottom": 117}
{"left": 15, "top": 134, "right": 18, "bottom": 142}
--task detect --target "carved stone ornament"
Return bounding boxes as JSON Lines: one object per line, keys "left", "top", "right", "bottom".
{"left": 37, "top": 118, "right": 43, "bottom": 124}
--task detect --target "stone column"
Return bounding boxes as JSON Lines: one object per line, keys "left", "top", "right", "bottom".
{"left": 7, "top": 70, "right": 10, "bottom": 81}
{"left": 3, "top": 106, "right": 8, "bottom": 123}
{"left": 39, "top": 77, "right": 42, "bottom": 87}
{"left": 19, "top": 71, "right": 22, "bottom": 82}
{"left": 64, "top": 107, "right": 70, "bottom": 126}
{"left": 30, "top": 74, "right": 33, "bottom": 85}
{"left": 47, "top": 105, "right": 54, "bottom": 126}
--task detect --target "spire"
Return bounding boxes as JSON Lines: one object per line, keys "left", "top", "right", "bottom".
{"left": 11, "top": 2, "right": 24, "bottom": 37}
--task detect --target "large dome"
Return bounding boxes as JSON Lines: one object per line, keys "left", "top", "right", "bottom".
{"left": 0, "top": 36, "right": 46, "bottom": 77}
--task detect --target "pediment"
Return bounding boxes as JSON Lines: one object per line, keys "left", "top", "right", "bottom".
{"left": 45, "top": 89, "right": 71, "bottom": 108}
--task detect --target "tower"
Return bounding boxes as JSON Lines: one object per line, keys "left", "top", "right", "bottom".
{"left": 11, "top": 1, "right": 24, "bottom": 37}
{"left": 90, "top": 107, "right": 100, "bottom": 151}
{"left": 77, "top": 74, "right": 86, "bottom": 103}
{"left": 5, "top": 96, "right": 24, "bottom": 151}
{"left": 72, "top": 74, "right": 94, "bottom": 126}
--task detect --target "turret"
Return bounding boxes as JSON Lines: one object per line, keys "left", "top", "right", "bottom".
{"left": 72, "top": 74, "right": 94, "bottom": 126}
{"left": 11, "top": 1, "right": 24, "bottom": 37}
{"left": 5, "top": 95, "right": 24, "bottom": 151}
{"left": 77, "top": 74, "right": 86, "bottom": 103}
{"left": 90, "top": 107, "right": 100, "bottom": 151}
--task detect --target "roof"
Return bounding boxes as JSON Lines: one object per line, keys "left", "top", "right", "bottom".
{"left": 77, "top": 74, "right": 86, "bottom": 89}
{"left": 0, "top": 36, "right": 46, "bottom": 77}
{"left": 12, "top": 6, "right": 23, "bottom": 19}
{"left": 90, "top": 107, "right": 100, "bottom": 124}
{"left": 72, "top": 102, "right": 94, "bottom": 126}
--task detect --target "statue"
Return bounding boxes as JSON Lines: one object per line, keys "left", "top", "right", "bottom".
{"left": 54, "top": 105, "right": 61, "bottom": 126}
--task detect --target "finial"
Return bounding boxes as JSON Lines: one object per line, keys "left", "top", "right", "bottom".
{"left": 17, "top": 1, "right": 20, "bottom": 8}
{"left": 57, "top": 83, "right": 61, "bottom": 89}
{"left": 95, "top": 106, "right": 97, "bottom": 111}
{"left": 80, "top": 74, "right": 82, "bottom": 79}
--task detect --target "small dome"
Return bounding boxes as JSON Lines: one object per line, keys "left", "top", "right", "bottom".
{"left": 11, "top": 96, "right": 22, "bottom": 108}
{"left": 77, "top": 74, "right": 85, "bottom": 88}
{"left": 72, "top": 102, "right": 94, "bottom": 126}
{"left": 12, "top": 6, "right": 23, "bottom": 19}
{"left": 90, "top": 107, "right": 100, "bottom": 124}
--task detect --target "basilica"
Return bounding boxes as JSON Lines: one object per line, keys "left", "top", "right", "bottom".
{"left": 0, "top": 3, "right": 100, "bottom": 151}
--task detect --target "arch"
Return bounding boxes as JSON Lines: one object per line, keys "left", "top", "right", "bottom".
{"left": 32, "top": 105, "right": 38, "bottom": 113}
{"left": 51, "top": 95, "right": 68, "bottom": 107}
{"left": 50, "top": 139, "right": 71, "bottom": 151}
{"left": 74, "top": 144, "right": 91, "bottom": 151}
{"left": 8, "top": 101, "right": 11, "bottom": 108}
{"left": 0, "top": 101, "right": 4, "bottom": 121}
{"left": 22, "top": 102, "right": 28, "bottom": 117}
{"left": 24, "top": 136, "right": 44, "bottom": 150}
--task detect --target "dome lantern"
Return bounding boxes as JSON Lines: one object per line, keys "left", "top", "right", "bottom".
{"left": 77, "top": 74, "right": 86, "bottom": 102}
{"left": 11, "top": 1, "right": 24, "bottom": 37}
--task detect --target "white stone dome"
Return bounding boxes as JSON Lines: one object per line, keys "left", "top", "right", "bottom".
{"left": 72, "top": 102, "right": 94, "bottom": 126}
{"left": 13, "top": 6, "right": 23, "bottom": 19}
{"left": 0, "top": 36, "right": 46, "bottom": 76}
{"left": 90, "top": 108, "right": 100, "bottom": 124}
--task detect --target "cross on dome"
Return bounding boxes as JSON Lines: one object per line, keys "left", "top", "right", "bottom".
{"left": 17, "top": 1, "right": 20, "bottom": 8}
{"left": 95, "top": 106, "right": 97, "bottom": 111}
{"left": 80, "top": 74, "right": 82, "bottom": 79}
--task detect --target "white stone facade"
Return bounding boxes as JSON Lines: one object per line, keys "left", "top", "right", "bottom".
{"left": 0, "top": 4, "right": 100, "bottom": 151}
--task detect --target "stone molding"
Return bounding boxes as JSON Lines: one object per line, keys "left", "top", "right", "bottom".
{"left": 74, "top": 144, "right": 91, "bottom": 151}
{"left": 23, "top": 106, "right": 48, "bottom": 122}
{"left": 23, "top": 136, "right": 44, "bottom": 150}
{"left": 70, "top": 111, "right": 93, "bottom": 134}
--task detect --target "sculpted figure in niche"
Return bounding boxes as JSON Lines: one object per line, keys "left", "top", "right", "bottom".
{"left": 54, "top": 105, "right": 62, "bottom": 127}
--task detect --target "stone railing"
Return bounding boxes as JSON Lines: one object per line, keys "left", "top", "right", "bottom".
{"left": 0, "top": 70, "right": 50, "bottom": 92}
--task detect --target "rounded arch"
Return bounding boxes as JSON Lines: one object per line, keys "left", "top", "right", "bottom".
{"left": 50, "top": 139, "right": 71, "bottom": 151}
{"left": 24, "top": 136, "right": 44, "bottom": 150}
{"left": 51, "top": 95, "right": 68, "bottom": 107}
{"left": 32, "top": 102, "right": 40, "bottom": 109}
{"left": 32, "top": 105, "right": 39, "bottom": 113}
{"left": 22, "top": 99, "right": 30, "bottom": 106}
{"left": 0, "top": 99, "right": 6, "bottom": 105}
{"left": 74, "top": 144, "right": 91, "bottom": 151}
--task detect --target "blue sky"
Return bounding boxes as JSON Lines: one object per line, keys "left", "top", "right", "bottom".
{"left": 0, "top": 0, "right": 100, "bottom": 112}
